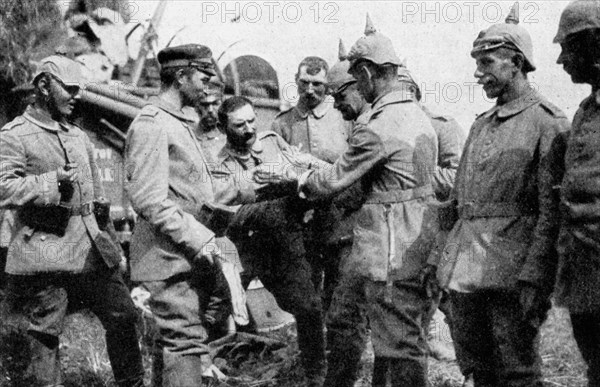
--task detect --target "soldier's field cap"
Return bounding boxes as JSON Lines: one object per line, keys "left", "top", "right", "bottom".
{"left": 327, "top": 39, "right": 356, "bottom": 94}
{"left": 347, "top": 14, "right": 404, "bottom": 71}
{"left": 157, "top": 44, "right": 216, "bottom": 76}
{"left": 554, "top": 0, "right": 600, "bottom": 44}
{"left": 32, "top": 55, "right": 84, "bottom": 86}
{"left": 471, "top": 2, "right": 536, "bottom": 72}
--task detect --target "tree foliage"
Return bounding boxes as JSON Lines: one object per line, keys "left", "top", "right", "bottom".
{"left": 0, "top": 0, "right": 128, "bottom": 91}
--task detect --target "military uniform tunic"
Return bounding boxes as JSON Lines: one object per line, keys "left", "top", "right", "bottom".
{"left": 0, "top": 105, "right": 144, "bottom": 385}
{"left": 0, "top": 105, "right": 104, "bottom": 273}
{"left": 303, "top": 90, "right": 439, "bottom": 282}
{"left": 126, "top": 98, "right": 216, "bottom": 282}
{"left": 435, "top": 89, "right": 569, "bottom": 387}
{"left": 555, "top": 92, "right": 600, "bottom": 314}
{"left": 422, "top": 106, "right": 466, "bottom": 201}
{"left": 437, "top": 90, "right": 570, "bottom": 292}
{"left": 271, "top": 95, "right": 352, "bottom": 163}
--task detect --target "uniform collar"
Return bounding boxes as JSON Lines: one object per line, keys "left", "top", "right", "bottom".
{"left": 371, "top": 88, "right": 414, "bottom": 111}
{"left": 483, "top": 88, "right": 541, "bottom": 119}
{"left": 23, "top": 105, "right": 66, "bottom": 132}
{"left": 295, "top": 95, "right": 335, "bottom": 119}
{"left": 151, "top": 96, "right": 196, "bottom": 122}
{"left": 217, "top": 138, "right": 264, "bottom": 167}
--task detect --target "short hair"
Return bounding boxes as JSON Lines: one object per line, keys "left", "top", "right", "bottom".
{"left": 353, "top": 59, "right": 398, "bottom": 80}
{"left": 297, "top": 56, "right": 329, "bottom": 76}
{"left": 218, "top": 96, "right": 254, "bottom": 128}
{"left": 160, "top": 66, "right": 197, "bottom": 89}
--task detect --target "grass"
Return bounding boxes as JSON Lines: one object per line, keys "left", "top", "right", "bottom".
{"left": 0, "top": 306, "right": 588, "bottom": 387}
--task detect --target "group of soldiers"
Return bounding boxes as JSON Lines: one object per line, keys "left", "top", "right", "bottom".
{"left": 1, "top": 0, "right": 600, "bottom": 387}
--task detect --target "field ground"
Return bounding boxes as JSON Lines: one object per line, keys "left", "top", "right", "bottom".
{"left": 0, "top": 306, "right": 588, "bottom": 386}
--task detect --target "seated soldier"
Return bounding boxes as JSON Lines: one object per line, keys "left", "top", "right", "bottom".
{"left": 208, "top": 96, "right": 329, "bottom": 387}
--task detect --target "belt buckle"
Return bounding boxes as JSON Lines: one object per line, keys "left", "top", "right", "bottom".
{"left": 80, "top": 202, "right": 93, "bottom": 216}
{"left": 460, "top": 202, "right": 475, "bottom": 220}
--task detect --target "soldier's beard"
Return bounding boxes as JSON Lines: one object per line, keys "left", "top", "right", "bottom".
{"left": 201, "top": 116, "right": 218, "bottom": 131}
{"left": 228, "top": 132, "right": 256, "bottom": 151}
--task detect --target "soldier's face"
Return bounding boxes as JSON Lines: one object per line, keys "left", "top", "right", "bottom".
{"left": 332, "top": 82, "right": 365, "bottom": 121}
{"left": 473, "top": 51, "right": 517, "bottom": 100}
{"left": 296, "top": 66, "right": 328, "bottom": 108}
{"left": 351, "top": 63, "right": 376, "bottom": 103}
{"left": 47, "top": 76, "right": 80, "bottom": 118}
{"left": 557, "top": 35, "right": 596, "bottom": 84}
{"left": 181, "top": 69, "right": 210, "bottom": 107}
{"left": 225, "top": 104, "right": 257, "bottom": 149}
{"left": 197, "top": 93, "right": 222, "bottom": 131}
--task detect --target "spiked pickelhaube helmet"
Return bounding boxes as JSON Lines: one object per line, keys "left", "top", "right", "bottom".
{"left": 471, "top": 2, "right": 536, "bottom": 72}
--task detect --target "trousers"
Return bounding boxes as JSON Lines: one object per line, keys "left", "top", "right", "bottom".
{"left": 450, "top": 290, "right": 544, "bottom": 387}
{"left": 1, "top": 268, "right": 144, "bottom": 387}
{"left": 325, "top": 277, "right": 430, "bottom": 387}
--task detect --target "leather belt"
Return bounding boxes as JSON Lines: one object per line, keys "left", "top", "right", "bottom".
{"left": 365, "top": 185, "right": 433, "bottom": 204}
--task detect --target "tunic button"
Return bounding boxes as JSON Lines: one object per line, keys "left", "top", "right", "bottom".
{"left": 40, "top": 235, "right": 47, "bottom": 241}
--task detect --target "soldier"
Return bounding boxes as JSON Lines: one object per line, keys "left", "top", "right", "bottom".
{"left": 397, "top": 68, "right": 465, "bottom": 202}
{"left": 0, "top": 55, "right": 144, "bottom": 387}
{"left": 554, "top": 1, "right": 600, "bottom": 385}
{"left": 397, "top": 67, "right": 465, "bottom": 363}
{"left": 211, "top": 96, "right": 328, "bottom": 387}
{"left": 260, "top": 15, "right": 440, "bottom": 387}
{"left": 125, "top": 44, "right": 231, "bottom": 386}
{"left": 193, "top": 78, "right": 226, "bottom": 161}
{"left": 318, "top": 40, "right": 372, "bottom": 387}
{"left": 271, "top": 55, "right": 353, "bottom": 309}
{"left": 429, "top": 4, "right": 570, "bottom": 386}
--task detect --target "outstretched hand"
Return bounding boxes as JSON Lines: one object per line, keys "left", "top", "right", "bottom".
{"left": 253, "top": 165, "right": 299, "bottom": 185}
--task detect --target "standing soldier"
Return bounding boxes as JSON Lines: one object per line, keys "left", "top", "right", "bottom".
{"left": 554, "top": 1, "right": 600, "bottom": 385}
{"left": 212, "top": 96, "right": 328, "bottom": 387}
{"left": 431, "top": 4, "right": 570, "bottom": 386}
{"left": 125, "top": 44, "right": 230, "bottom": 386}
{"left": 259, "top": 15, "right": 439, "bottom": 387}
{"left": 193, "top": 78, "right": 226, "bottom": 161}
{"left": 271, "top": 55, "right": 353, "bottom": 308}
{"left": 397, "top": 68, "right": 465, "bottom": 363}
{"left": 0, "top": 55, "right": 144, "bottom": 387}
{"left": 397, "top": 68, "right": 465, "bottom": 202}
{"left": 319, "top": 39, "right": 372, "bottom": 387}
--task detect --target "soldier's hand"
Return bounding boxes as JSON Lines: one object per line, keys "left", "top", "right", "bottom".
{"left": 253, "top": 165, "right": 299, "bottom": 185}
{"left": 57, "top": 163, "right": 79, "bottom": 183}
{"left": 519, "top": 282, "right": 551, "bottom": 328}
{"left": 419, "top": 264, "right": 440, "bottom": 298}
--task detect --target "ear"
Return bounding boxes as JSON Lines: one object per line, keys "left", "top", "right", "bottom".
{"left": 360, "top": 64, "right": 373, "bottom": 82}
{"left": 512, "top": 53, "right": 525, "bottom": 73}
{"left": 36, "top": 75, "right": 51, "bottom": 97}
{"left": 176, "top": 69, "right": 187, "bottom": 86}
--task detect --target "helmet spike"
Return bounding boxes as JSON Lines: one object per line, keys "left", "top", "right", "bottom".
{"left": 365, "top": 13, "right": 376, "bottom": 35}
{"left": 338, "top": 39, "right": 348, "bottom": 61}
{"left": 506, "top": 2, "right": 520, "bottom": 24}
